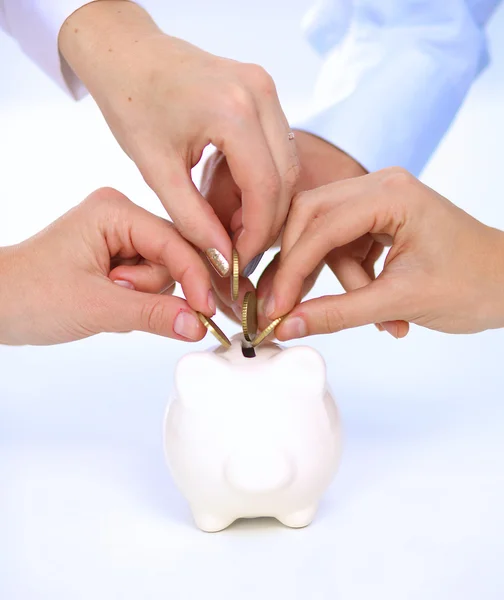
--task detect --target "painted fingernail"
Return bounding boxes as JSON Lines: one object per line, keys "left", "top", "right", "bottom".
{"left": 173, "top": 311, "right": 201, "bottom": 341}
{"left": 280, "top": 316, "right": 307, "bottom": 340}
{"left": 243, "top": 253, "right": 264, "bottom": 278}
{"left": 114, "top": 279, "right": 135, "bottom": 290}
{"left": 264, "top": 295, "right": 275, "bottom": 318}
{"left": 382, "top": 322, "right": 398, "bottom": 338}
{"left": 231, "top": 302, "right": 241, "bottom": 320}
{"left": 205, "top": 248, "right": 229, "bottom": 277}
{"left": 208, "top": 290, "right": 216, "bottom": 315}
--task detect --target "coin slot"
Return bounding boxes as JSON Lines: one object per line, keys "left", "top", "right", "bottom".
{"left": 241, "top": 344, "right": 256, "bottom": 359}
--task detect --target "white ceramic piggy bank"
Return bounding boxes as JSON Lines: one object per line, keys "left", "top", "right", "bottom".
{"left": 163, "top": 334, "right": 342, "bottom": 532}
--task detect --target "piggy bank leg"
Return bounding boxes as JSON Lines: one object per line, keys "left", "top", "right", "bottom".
{"left": 277, "top": 505, "right": 318, "bottom": 529}
{"left": 191, "top": 508, "right": 235, "bottom": 533}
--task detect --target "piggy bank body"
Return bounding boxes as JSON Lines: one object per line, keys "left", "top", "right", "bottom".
{"left": 163, "top": 335, "right": 342, "bottom": 532}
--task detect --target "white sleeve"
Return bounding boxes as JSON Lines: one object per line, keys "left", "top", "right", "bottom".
{"left": 0, "top": 0, "right": 98, "bottom": 100}
{"left": 297, "top": 0, "right": 502, "bottom": 176}
{"left": 0, "top": 2, "right": 7, "bottom": 33}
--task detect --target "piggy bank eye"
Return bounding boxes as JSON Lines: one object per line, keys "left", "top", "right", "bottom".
{"left": 175, "top": 352, "right": 230, "bottom": 410}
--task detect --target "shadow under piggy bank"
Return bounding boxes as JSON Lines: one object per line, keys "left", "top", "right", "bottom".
{"left": 163, "top": 335, "right": 342, "bottom": 532}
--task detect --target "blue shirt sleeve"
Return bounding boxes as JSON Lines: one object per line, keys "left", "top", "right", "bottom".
{"left": 297, "top": 0, "right": 502, "bottom": 176}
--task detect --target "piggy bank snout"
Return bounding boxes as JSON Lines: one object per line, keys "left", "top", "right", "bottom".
{"left": 224, "top": 449, "right": 294, "bottom": 495}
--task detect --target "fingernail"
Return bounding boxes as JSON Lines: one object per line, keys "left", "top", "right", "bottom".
{"left": 231, "top": 302, "right": 241, "bottom": 320}
{"left": 264, "top": 295, "right": 275, "bottom": 318}
{"left": 280, "top": 316, "right": 307, "bottom": 340}
{"left": 208, "top": 290, "right": 216, "bottom": 315}
{"left": 375, "top": 323, "right": 385, "bottom": 332}
{"left": 382, "top": 322, "right": 398, "bottom": 338}
{"left": 173, "top": 311, "right": 201, "bottom": 341}
{"left": 243, "top": 253, "right": 264, "bottom": 278}
{"left": 205, "top": 248, "right": 229, "bottom": 277}
{"left": 114, "top": 279, "right": 135, "bottom": 290}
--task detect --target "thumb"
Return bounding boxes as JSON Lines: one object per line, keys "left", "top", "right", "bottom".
{"left": 98, "top": 282, "right": 207, "bottom": 341}
{"left": 275, "top": 280, "right": 409, "bottom": 340}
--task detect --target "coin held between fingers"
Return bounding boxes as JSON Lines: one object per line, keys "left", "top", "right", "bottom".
{"left": 251, "top": 316, "right": 284, "bottom": 348}
{"left": 231, "top": 248, "right": 239, "bottom": 302}
{"left": 197, "top": 312, "right": 231, "bottom": 348}
{"left": 242, "top": 290, "right": 258, "bottom": 342}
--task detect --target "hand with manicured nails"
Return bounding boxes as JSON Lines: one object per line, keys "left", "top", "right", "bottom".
{"left": 268, "top": 168, "right": 504, "bottom": 340}
{"left": 202, "top": 129, "right": 402, "bottom": 336}
{"left": 59, "top": 1, "right": 298, "bottom": 280}
{"left": 0, "top": 188, "right": 214, "bottom": 346}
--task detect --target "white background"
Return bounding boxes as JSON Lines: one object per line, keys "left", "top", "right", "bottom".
{"left": 1, "top": 1, "right": 504, "bottom": 598}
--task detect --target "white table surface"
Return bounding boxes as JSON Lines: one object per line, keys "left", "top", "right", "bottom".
{"left": 1, "top": 2, "right": 504, "bottom": 599}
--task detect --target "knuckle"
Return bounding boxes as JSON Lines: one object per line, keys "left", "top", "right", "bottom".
{"left": 282, "top": 160, "right": 301, "bottom": 192}
{"left": 248, "top": 168, "right": 282, "bottom": 206}
{"left": 240, "top": 63, "right": 277, "bottom": 96}
{"left": 179, "top": 262, "right": 199, "bottom": 289}
{"left": 323, "top": 303, "right": 346, "bottom": 334}
{"left": 290, "top": 191, "right": 310, "bottom": 216}
{"left": 381, "top": 166, "right": 415, "bottom": 191}
{"left": 220, "top": 83, "right": 255, "bottom": 122}
{"left": 142, "top": 298, "right": 170, "bottom": 334}
{"left": 168, "top": 254, "right": 206, "bottom": 292}
{"left": 308, "top": 210, "right": 324, "bottom": 233}
{"left": 286, "top": 191, "right": 317, "bottom": 233}
{"left": 84, "top": 187, "right": 125, "bottom": 209}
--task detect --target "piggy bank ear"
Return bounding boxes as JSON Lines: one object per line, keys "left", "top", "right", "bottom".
{"left": 175, "top": 352, "right": 230, "bottom": 409}
{"left": 269, "top": 346, "right": 327, "bottom": 398}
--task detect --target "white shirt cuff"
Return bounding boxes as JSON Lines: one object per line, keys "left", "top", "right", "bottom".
{"left": 2, "top": 0, "right": 97, "bottom": 100}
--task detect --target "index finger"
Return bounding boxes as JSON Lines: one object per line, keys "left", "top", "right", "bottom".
{"left": 126, "top": 205, "right": 214, "bottom": 315}
{"left": 271, "top": 187, "right": 391, "bottom": 318}
{"left": 213, "top": 112, "right": 279, "bottom": 267}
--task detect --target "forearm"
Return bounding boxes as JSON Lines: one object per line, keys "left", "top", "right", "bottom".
{"left": 58, "top": 1, "right": 159, "bottom": 99}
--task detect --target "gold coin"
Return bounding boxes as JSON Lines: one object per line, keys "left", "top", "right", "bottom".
{"left": 231, "top": 248, "right": 239, "bottom": 302}
{"left": 197, "top": 313, "right": 231, "bottom": 349}
{"left": 251, "top": 316, "right": 284, "bottom": 348}
{"left": 242, "top": 291, "right": 258, "bottom": 342}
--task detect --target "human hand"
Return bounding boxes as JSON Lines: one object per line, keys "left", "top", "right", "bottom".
{"left": 0, "top": 188, "right": 215, "bottom": 346}
{"left": 202, "top": 129, "right": 401, "bottom": 335}
{"left": 268, "top": 168, "right": 504, "bottom": 339}
{"left": 59, "top": 1, "right": 298, "bottom": 278}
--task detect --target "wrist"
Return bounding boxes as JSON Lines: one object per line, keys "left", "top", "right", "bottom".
{"left": 490, "top": 228, "right": 504, "bottom": 330}
{"left": 293, "top": 129, "right": 367, "bottom": 193}
{"left": 0, "top": 246, "right": 21, "bottom": 346}
{"left": 58, "top": 1, "right": 159, "bottom": 98}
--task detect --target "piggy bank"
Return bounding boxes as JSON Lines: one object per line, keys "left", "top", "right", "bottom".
{"left": 163, "top": 334, "right": 342, "bottom": 532}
